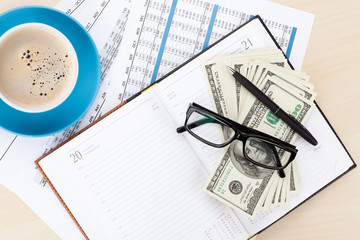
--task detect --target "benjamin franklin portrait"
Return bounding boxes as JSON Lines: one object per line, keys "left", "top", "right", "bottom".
{"left": 229, "top": 137, "right": 276, "bottom": 179}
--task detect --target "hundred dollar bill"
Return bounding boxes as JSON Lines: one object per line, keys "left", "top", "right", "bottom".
{"left": 240, "top": 75, "right": 314, "bottom": 205}
{"left": 203, "top": 48, "right": 288, "bottom": 120}
{"left": 223, "top": 49, "right": 287, "bottom": 113}
{"left": 205, "top": 143, "right": 276, "bottom": 217}
{"left": 255, "top": 62, "right": 314, "bottom": 94}
{"left": 202, "top": 62, "right": 238, "bottom": 120}
{"left": 246, "top": 62, "right": 313, "bottom": 200}
{"left": 239, "top": 75, "right": 314, "bottom": 143}
{"left": 235, "top": 60, "right": 286, "bottom": 113}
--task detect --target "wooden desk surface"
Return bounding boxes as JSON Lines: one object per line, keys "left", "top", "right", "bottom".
{"left": 0, "top": 0, "right": 359, "bottom": 239}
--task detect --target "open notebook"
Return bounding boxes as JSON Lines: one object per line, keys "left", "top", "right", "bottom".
{"left": 35, "top": 17, "right": 355, "bottom": 240}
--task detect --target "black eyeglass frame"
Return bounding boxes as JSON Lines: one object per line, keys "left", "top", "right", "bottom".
{"left": 177, "top": 102, "right": 298, "bottom": 171}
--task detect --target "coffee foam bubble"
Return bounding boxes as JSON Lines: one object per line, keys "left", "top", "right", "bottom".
{"left": 0, "top": 28, "right": 74, "bottom": 108}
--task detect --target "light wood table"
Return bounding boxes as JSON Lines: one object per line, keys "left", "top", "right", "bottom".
{"left": 0, "top": 0, "right": 359, "bottom": 239}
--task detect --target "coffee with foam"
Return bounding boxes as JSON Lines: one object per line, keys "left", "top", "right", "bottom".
{"left": 0, "top": 23, "right": 78, "bottom": 112}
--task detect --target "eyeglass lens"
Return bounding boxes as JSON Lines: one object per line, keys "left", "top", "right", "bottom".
{"left": 244, "top": 137, "right": 286, "bottom": 168}
{"left": 187, "top": 110, "right": 235, "bottom": 145}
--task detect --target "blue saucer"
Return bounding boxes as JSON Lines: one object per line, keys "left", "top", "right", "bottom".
{"left": 0, "top": 6, "right": 100, "bottom": 137}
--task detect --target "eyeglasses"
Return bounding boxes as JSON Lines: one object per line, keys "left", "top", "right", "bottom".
{"left": 176, "top": 103, "right": 298, "bottom": 178}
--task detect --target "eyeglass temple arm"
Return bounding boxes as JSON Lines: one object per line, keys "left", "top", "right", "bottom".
{"left": 269, "top": 144, "right": 286, "bottom": 178}
{"left": 176, "top": 117, "right": 217, "bottom": 133}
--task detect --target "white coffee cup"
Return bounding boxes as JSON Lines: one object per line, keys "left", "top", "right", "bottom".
{"left": 0, "top": 23, "right": 78, "bottom": 113}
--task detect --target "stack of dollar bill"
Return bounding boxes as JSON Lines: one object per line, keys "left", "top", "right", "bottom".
{"left": 203, "top": 48, "right": 316, "bottom": 217}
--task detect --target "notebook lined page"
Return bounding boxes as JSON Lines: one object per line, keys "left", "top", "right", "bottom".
{"left": 39, "top": 90, "right": 249, "bottom": 240}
